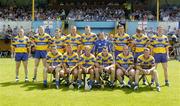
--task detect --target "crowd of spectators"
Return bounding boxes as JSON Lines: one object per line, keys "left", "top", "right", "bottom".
{"left": 0, "top": 6, "right": 66, "bottom": 21}
{"left": 129, "top": 9, "right": 155, "bottom": 21}
{"left": 66, "top": 7, "right": 125, "bottom": 21}
{"left": 160, "top": 6, "right": 180, "bottom": 21}
{"left": 0, "top": 7, "right": 31, "bottom": 21}
{"left": 0, "top": 6, "right": 179, "bottom": 21}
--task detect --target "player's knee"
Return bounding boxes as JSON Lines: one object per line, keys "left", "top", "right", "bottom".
{"left": 94, "top": 68, "right": 99, "bottom": 73}
{"left": 59, "top": 71, "right": 65, "bottom": 77}
{"left": 129, "top": 69, "right": 135, "bottom": 76}
{"left": 56, "top": 66, "right": 61, "bottom": 70}
{"left": 89, "top": 69, "right": 94, "bottom": 75}
{"left": 135, "top": 69, "right": 140, "bottom": 74}
{"left": 110, "top": 68, "right": 115, "bottom": 74}
{"left": 78, "top": 69, "right": 83, "bottom": 74}
{"left": 116, "top": 69, "right": 122, "bottom": 76}
{"left": 73, "top": 69, "right": 78, "bottom": 76}
{"left": 55, "top": 68, "right": 60, "bottom": 73}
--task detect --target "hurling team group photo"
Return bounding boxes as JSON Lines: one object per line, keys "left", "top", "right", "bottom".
{"left": 0, "top": 0, "right": 180, "bottom": 106}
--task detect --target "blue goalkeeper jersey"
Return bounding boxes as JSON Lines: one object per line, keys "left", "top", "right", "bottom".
{"left": 92, "top": 39, "right": 113, "bottom": 55}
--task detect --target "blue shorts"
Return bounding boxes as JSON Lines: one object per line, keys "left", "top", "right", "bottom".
{"left": 15, "top": 53, "right": 28, "bottom": 61}
{"left": 134, "top": 52, "right": 143, "bottom": 63}
{"left": 115, "top": 50, "right": 122, "bottom": 59}
{"left": 154, "top": 53, "right": 167, "bottom": 63}
{"left": 34, "top": 50, "right": 47, "bottom": 59}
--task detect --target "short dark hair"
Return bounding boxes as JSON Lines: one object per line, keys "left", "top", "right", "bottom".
{"left": 51, "top": 45, "right": 57, "bottom": 49}
{"left": 117, "top": 24, "right": 124, "bottom": 29}
{"left": 85, "top": 26, "right": 90, "bottom": 29}
{"left": 144, "top": 48, "right": 150, "bottom": 52}
{"left": 102, "top": 46, "right": 108, "bottom": 50}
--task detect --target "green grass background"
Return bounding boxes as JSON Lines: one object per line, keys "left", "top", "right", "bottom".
{"left": 0, "top": 58, "right": 180, "bottom": 106}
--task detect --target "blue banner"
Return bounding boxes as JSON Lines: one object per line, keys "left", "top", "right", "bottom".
{"left": 74, "top": 21, "right": 116, "bottom": 34}
{"left": 127, "top": 21, "right": 158, "bottom": 35}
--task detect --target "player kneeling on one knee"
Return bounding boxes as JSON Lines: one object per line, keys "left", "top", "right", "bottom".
{"left": 94, "top": 47, "right": 115, "bottom": 87}
{"left": 116, "top": 45, "right": 135, "bottom": 88}
{"left": 79, "top": 46, "right": 96, "bottom": 90}
{"left": 134, "top": 48, "right": 161, "bottom": 92}
{"left": 44, "top": 46, "right": 63, "bottom": 89}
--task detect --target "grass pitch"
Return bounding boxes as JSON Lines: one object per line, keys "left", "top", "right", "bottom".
{"left": 0, "top": 58, "right": 180, "bottom": 106}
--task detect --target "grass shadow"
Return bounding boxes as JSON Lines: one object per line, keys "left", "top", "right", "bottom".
{"left": 133, "top": 86, "right": 156, "bottom": 93}
{"left": 0, "top": 81, "right": 46, "bottom": 91}
{"left": 0, "top": 81, "right": 160, "bottom": 93}
{"left": 118, "top": 87, "right": 134, "bottom": 94}
{"left": 22, "top": 82, "right": 45, "bottom": 91}
{"left": 0, "top": 81, "right": 24, "bottom": 87}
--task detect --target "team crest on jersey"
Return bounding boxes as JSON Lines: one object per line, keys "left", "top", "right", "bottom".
{"left": 56, "top": 41, "right": 60, "bottom": 44}
{"left": 119, "top": 38, "right": 125, "bottom": 41}
{"left": 143, "top": 62, "right": 148, "bottom": 64}
{"left": 85, "top": 60, "right": 90, "bottom": 62}
{"left": 71, "top": 38, "right": 76, "bottom": 41}
{"left": 157, "top": 39, "right": 163, "bottom": 42}
{"left": 18, "top": 40, "right": 24, "bottom": 43}
{"left": 39, "top": 38, "right": 45, "bottom": 41}
{"left": 68, "top": 58, "right": 73, "bottom": 61}
{"left": 86, "top": 37, "right": 91, "bottom": 40}
{"left": 136, "top": 39, "right": 142, "bottom": 42}
{"left": 123, "top": 59, "right": 128, "bottom": 62}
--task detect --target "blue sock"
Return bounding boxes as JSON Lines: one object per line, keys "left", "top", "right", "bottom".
{"left": 88, "top": 80, "right": 93, "bottom": 86}
{"left": 56, "top": 80, "right": 60, "bottom": 86}
{"left": 143, "top": 79, "right": 146, "bottom": 83}
{"left": 43, "top": 80, "right": 47, "bottom": 86}
{"left": 128, "top": 81, "right": 131, "bottom": 85}
{"left": 77, "top": 80, "right": 82, "bottom": 85}
{"left": 151, "top": 79, "right": 154, "bottom": 83}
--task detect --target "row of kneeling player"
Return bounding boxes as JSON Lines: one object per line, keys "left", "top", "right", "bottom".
{"left": 44, "top": 45, "right": 161, "bottom": 92}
